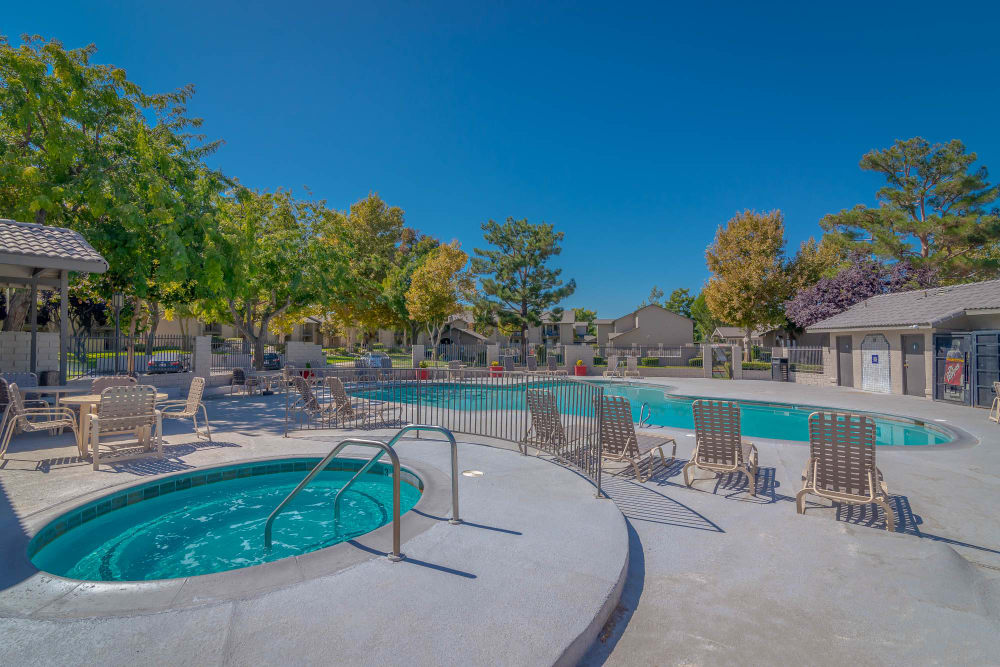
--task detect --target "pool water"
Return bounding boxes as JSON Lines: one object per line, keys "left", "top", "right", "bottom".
{"left": 30, "top": 459, "right": 421, "bottom": 581}
{"left": 356, "top": 380, "right": 951, "bottom": 447}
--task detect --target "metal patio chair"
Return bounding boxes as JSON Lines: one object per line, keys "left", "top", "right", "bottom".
{"left": 157, "top": 376, "right": 212, "bottom": 442}
{"left": 603, "top": 355, "right": 621, "bottom": 378}
{"left": 90, "top": 385, "right": 162, "bottom": 470}
{"left": 623, "top": 356, "right": 641, "bottom": 379}
{"left": 990, "top": 382, "right": 1000, "bottom": 423}
{"left": 796, "top": 411, "right": 895, "bottom": 531}
{"left": 683, "top": 399, "right": 758, "bottom": 496}
{"left": 0, "top": 383, "right": 80, "bottom": 459}
{"left": 90, "top": 375, "right": 137, "bottom": 394}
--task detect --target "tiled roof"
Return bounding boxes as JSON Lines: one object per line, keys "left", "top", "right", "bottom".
{"left": 807, "top": 279, "right": 1000, "bottom": 331}
{"left": 0, "top": 219, "right": 108, "bottom": 274}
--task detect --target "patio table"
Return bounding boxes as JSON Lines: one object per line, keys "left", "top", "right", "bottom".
{"left": 60, "top": 391, "right": 167, "bottom": 456}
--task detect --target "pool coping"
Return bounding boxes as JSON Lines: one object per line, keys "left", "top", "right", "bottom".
{"left": 2, "top": 455, "right": 454, "bottom": 619}
{"left": 590, "top": 378, "right": 977, "bottom": 450}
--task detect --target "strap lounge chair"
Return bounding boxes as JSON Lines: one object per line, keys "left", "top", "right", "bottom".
{"left": 503, "top": 356, "right": 515, "bottom": 372}
{"left": 990, "top": 381, "right": 1000, "bottom": 423}
{"left": 597, "top": 395, "right": 676, "bottom": 482}
{"left": 525, "top": 356, "right": 539, "bottom": 372}
{"left": 0, "top": 383, "right": 80, "bottom": 459}
{"left": 796, "top": 411, "right": 895, "bottom": 531}
{"left": 90, "top": 385, "right": 162, "bottom": 470}
{"left": 289, "top": 375, "right": 334, "bottom": 426}
{"left": 325, "top": 376, "right": 400, "bottom": 427}
{"left": 623, "top": 356, "right": 641, "bottom": 379}
{"left": 158, "top": 376, "right": 212, "bottom": 442}
{"left": 683, "top": 399, "right": 758, "bottom": 496}
{"left": 546, "top": 356, "right": 567, "bottom": 376}
{"left": 90, "top": 375, "right": 137, "bottom": 394}
{"left": 603, "top": 355, "right": 621, "bottom": 378}
{"left": 520, "top": 389, "right": 581, "bottom": 456}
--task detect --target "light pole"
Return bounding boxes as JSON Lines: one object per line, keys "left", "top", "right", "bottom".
{"left": 111, "top": 292, "right": 124, "bottom": 375}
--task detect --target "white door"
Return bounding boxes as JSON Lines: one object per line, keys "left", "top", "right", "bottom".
{"left": 861, "top": 334, "right": 891, "bottom": 393}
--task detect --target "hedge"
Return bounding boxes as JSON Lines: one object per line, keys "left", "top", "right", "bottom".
{"left": 688, "top": 357, "right": 703, "bottom": 367}
{"left": 742, "top": 361, "right": 771, "bottom": 371}
{"left": 639, "top": 357, "right": 659, "bottom": 367}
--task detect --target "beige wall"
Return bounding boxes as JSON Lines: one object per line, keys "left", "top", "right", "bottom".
{"left": 609, "top": 306, "right": 694, "bottom": 346}
{"left": 821, "top": 329, "right": 934, "bottom": 399}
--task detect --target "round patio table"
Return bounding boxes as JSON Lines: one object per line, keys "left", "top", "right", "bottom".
{"left": 60, "top": 392, "right": 167, "bottom": 456}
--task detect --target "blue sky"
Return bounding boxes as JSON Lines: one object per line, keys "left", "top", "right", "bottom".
{"left": 6, "top": 2, "right": 1000, "bottom": 315}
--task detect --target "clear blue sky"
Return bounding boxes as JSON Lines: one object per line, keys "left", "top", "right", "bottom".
{"left": 7, "top": 2, "right": 1000, "bottom": 315}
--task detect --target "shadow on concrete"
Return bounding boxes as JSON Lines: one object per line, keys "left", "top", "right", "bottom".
{"left": 713, "top": 466, "right": 779, "bottom": 503}
{"left": 579, "top": 519, "right": 645, "bottom": 666}
{"left": 411, "top": 509, "right": 522, "bottom": 535}
{"left": 0, "top": 478, "right": 33, "bottom": 593}
{"left": 346, "top": 539, "right": 477, "bottom": 578}
{"left": 97, "top": 441, "right": 244, "bottom": 476}
{"left": 601, "top": 476, "right": 724, "bottom": 533}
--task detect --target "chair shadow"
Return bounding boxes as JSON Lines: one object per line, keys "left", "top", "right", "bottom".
{"left": 99, "top": 440, "right": 244, "bottom": 476}
{"left": 628, "top": 459, "right": 780, "bottom": 504}
{"left": 600, "top": 475, "right": 724, "bottom": 533}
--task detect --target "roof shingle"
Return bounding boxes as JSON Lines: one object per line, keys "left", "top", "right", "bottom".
{"left": 0, "top": 219, "right": 108, "bottom": 274}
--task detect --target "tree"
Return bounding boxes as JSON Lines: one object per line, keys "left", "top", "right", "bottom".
{"left": 405, "top": 242, "right": 473, "bottom": 354}
{"left": 383, "top": 233, "right": 440, "bottom": 344}
{"left": 663, "top": 288, "right": 694, "bottom": 318}
{"left": 572, "top": 307, "right": 597, "bottom": 336}
{"left": 689, "top": 291, "right": 718, "bottom": 343}
{"left": 820, "top": 138, "right": 1000, "bottom": 282}
{"left": 471, "top": 217, "right": 576, "bottom": 356}
{"left": 206, "top": 188, "right": 343, "bottom": 368}
{"left": 703, "top": 210, "right": 791, "bottom": 360}
{"left": 785, "top": 254, "right": 937, "bottom": 328}
{"left": 638, "top": 285, "right": 664, "bottom": 309}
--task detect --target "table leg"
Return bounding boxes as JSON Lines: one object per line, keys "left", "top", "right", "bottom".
{"left": 79, "top": 403, "right": 91, "bottom": 458}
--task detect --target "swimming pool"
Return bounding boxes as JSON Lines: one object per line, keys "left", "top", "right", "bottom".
{"left": 355, "top": 380, "right": 952, "bottom": 447}
{"left": 29, "top": 458, "right": 422, "bottom": 581}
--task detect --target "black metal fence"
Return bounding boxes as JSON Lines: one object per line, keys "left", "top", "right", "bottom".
{"left": 283, "top": 367, "right": 604, "bottom": 490}
{"left": 67, "top": 334, "right": 194, "bottom": 379}
{"left": 210, "top": 338, "right": 286, "bottom": 372}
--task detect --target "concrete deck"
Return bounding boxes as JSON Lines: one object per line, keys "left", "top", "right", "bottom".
{"left": 2, "top": 377, "right": 999, "bottom": 665}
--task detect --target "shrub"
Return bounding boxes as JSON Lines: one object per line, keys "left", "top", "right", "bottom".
{"left": 593, "top": 356, "right": 606, "bottom": 366}
{"left": 688, "top": 357, "right": 703, "bottom": 367}
{"left": 640, "top": 357, "right": 659, "bottom": 367}
{"left": 742, "top": 361, "right": 771, "bottom": 371}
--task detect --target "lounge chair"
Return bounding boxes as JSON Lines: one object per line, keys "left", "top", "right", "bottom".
{"left": 623, "top": 356, "right": 641, "bottom": 379}
{"left": 325, "top": 376, "right": 401, "bottom": 427}
{"left": 683, "top": 399, "right": 758, "bottom": 496}
{"left": 597, "top": 395, "right": 675, "bottom": 482}
{"left": 90, "top": 385, "right": 162, "bottom": 470}
{"left": 0, "top": 383, "right": 80, "bottom": 459}
{"left": 990, "top": 382, "right": 1000, "bottom": 423}
{"left": 796, "top": 411, "right": 895, "bottom": 531}
{"left": 157, "top": 376, "right": 212, "bottom": 442}
{"left": 546, "top": 356, "right": 567, "bottom": 376}
{"left": 503, "top": 356, "right": 515, "bottom": 372}
{"left": 230, "top": 368, "right": 260, "bottom": 396}
{"left": 520, "top": 389, "right": 581, "bottom": 456}
{"left": 90, "top": 375, "right": 137, "bottom": 394}
{"left": 288, "top": 376, "right": 334, "bottom": 426}
{"left": 603, "top": 355, "right": 621, "bottom": 378}
{"left": 526, "top": 356, "right": 538, "bottom": 372}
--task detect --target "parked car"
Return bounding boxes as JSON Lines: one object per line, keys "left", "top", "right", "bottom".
{"left": 355, "top": 351, "right": 392, "bottom": 369}
{"left": 147, "top": 353, "right": 189, "bottom": 374}
{"left": 256, "top": 352, "right": 282, "bottom": 370}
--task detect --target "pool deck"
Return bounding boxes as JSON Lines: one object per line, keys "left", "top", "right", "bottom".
{"left": 1, "top": 377, "right": 999, "bottom": 665}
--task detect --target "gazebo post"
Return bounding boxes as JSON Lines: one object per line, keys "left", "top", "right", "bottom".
{"left": 59, "top": 270, "right": 69, "bottom": 385}
{"left": 29, "top": 273, "right": 38, "bottom": 374}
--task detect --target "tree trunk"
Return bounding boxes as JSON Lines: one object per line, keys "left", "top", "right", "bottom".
{"left": 743, "top": 331, "right": 752, "bottom": 362}
{"left": 145, "top": 302, "right": 161, "bottom": 363}
{"left": 2, "top": 290, "right": 29, "bottom": 332}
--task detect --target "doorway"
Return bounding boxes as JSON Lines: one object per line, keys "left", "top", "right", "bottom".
{"left": 836, "top": 336, "right": 853, "bottom": 387}
{"left": 902, "top": 334, "right": 925, "bottom": 397}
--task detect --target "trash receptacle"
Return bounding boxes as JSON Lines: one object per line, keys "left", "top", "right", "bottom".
{"left": 40, "top": 370, "right": 60, "bottom": 386}
{"left": 771, "top": 358, "right": 789, "bottom": 382}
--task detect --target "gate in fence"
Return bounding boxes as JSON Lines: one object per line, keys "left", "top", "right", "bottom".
{"left": 67, "top": 335, "right": 194, "bottom": 379}
{"left": 283, "top": 367, "right": 604, "bottom": 492}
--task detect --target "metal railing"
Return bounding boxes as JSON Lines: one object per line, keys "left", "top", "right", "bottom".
{"left": 264, "top": 437, "right": 404, "bottom": 559}
{"left": 67, "top": 334, "right": 193, "bottom": 379}
{"left": 210, "top": 337, "right": 285, "bottom": 372}
{"left": 283, "top": 367, "right": 605, "bottom": 493}
{"left": 787, "top": 347, "right": 824, "bottom": 373}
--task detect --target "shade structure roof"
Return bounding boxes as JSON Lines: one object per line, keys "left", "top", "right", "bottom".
{"left": 0, "top": 219, "right": 108, "bottom": 285}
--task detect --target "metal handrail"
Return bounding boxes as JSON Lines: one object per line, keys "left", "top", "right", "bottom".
{"left": 264, "top": 437, "right": 405, "bottom": 561}
{"left": 333, "top": 424, "right": 461, "bottom": 527}
{"left": 638, "top": 402, "right": 652, "bottom": 427}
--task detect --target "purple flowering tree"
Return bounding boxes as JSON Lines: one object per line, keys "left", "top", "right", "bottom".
{"left": 785, "top": 255, "right": 937, "bottom": 328}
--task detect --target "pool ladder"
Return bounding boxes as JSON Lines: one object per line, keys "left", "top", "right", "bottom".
{"left": 638, "top": 402, "right": 652, "bottom": 427}
{"left": 263, "top": 425, "right": 462, "bottom": 561}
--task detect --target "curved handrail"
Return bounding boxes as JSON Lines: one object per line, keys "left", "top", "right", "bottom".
{"left": 264, "top": 437, "right": 404, "bottom": 561}
{"left": 333, "top": 424, "right": 461, "bottom": 526}
{"left": 638, "top": 402, "right": 652, "bottom": 427}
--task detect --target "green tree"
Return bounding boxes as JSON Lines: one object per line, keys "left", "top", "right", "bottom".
{"left": 704, "top": 210, "right": 792, "bottom": 360}
{"left": 205, "top": 188, "right": 343, "bottom": 368}
{"left": 470, "top": 217, "right": 576, "bottom": 356}
{"left": 638, "top": 285, "right": 665, "bottom": 309}
{"left": 663, "top": 288, "right": 694, "bottom": 318}
{"left": 689, "top": 291, "right": 718, "bottom": 343}
{"left": 572, "top": 307, "right": 597, "bottom": 336}
{"left": 405, "top": 242, "right": 473, "bottom": 354}
{"left": 383, "top": 233, "right": 440, "bottom": 344}
{"left": 821, "top": 138, "right": 1000, "bottom": 281}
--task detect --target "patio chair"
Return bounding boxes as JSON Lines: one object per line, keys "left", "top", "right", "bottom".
{"left": 325, "top": 376, "right": 400, "bottom": 426}
{"left": 1, "top": 372, "right": 42, "bottom": 402}
{"left": 0, "top": 377, "right": 47, "bottom": 435}
{"left": 547, "top": 356, "right": 567, "bottom": 376}
{"left": 288, "top": 375, "right": 333, "bottom": 426}
{"left": 0, "top": 383, "right": 80, "bottom": 459}
{"left": 525, "top": 356, "right": 538, "bottom": 372}
{"left": 503, "top": 356, "right": 515, "bottom": 372}
{"left": 520, "top": 389, "right": 581, "bottom": 455}
{"left": 683, "top": 399, "right": 758, "bottom": 496}
{"left": 90, "top": 385, "right": 162, "bottom": 470}
{"left": 623, "top": 356, "right": 641, "bottom": 379}
{"left": 90, "top": 375, "right": 137, "bottom": 394}
{"left": 796, "top": 411, "right": 895, "bottom": 532}
{"left": 603, "top": 355, "right": 621, "bottom": 378}
{"left": 597, "top": 395, "right": 676, "bottom": 482}
{"left": 157, "top": 376, "right": 211, "bottom": 442}
{"left": 990, "top": 382, "right": 1000, "bottom": 423}
{"left": 230, "top": 368, "right": 260, "bottom": 396}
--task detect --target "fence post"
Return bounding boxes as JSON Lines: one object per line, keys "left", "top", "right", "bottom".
{"left": 702, "top": 343, "right": 714, "bottom": 378}
{"left": 595, "top": 385, "right": 604, "bottom": 499}
{"left": 730, "top": 345, "right": 743, "bottom": 380}
{"left": 487, "top": 344, "right": 500, "bottom": 367}
{"left": 411, "top": 345, "right": 424, "bottom": 369}
{"left": 193, "top": 336, "right": 212, "bottom": 380}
